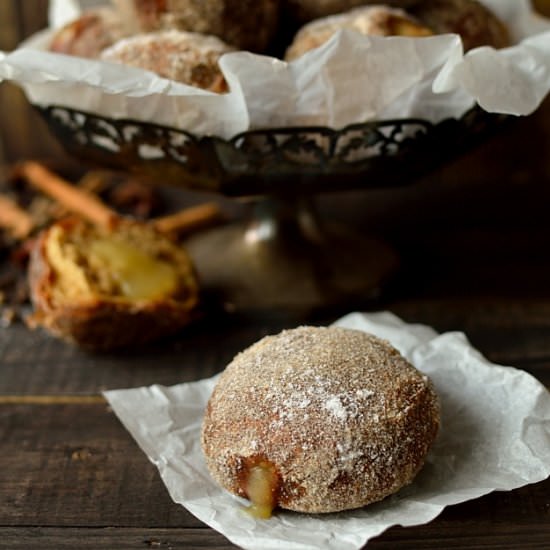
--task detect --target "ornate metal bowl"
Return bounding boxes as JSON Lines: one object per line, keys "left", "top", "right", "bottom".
{"left": 34, "top": 105, "right": 510, "bottom": 312}
{"left": 35, "top": 104, "right": 507, "bottom": 194}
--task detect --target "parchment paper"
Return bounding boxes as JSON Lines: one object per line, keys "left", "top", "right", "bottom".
{"left": 104, "top": 311, "right": 550, "bottom": 550}
{"left": 0, "top": 1, "right": 549, "bottom": 138}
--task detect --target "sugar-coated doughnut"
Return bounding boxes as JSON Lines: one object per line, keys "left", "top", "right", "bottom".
{"left": 284, "top": 0, "right": 421, "bottom": 23}
{"left": 49, "top": 7, "right": 128, "bottom": 58}
{"left": 112, "top": 0, "right": 280, "bottom": 53}
{"left": 28, "top": 217, "right": 198, "bottom": 351}
{"left": 201, "top": 326, "right": 440, "bottom": 514}
{"left": 408, "top": 0, "right": 511, "bottom": 51}
{"left": 100, "top": 30, "right": 233, "bottom": 92}
{"left": 285, "top": 5, "right": 432, "bottom": 61}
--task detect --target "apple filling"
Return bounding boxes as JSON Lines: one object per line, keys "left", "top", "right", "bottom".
{"left": 88, "top": 237, "right": 178, "bottom": 300}
{"left": 245, "top": 462, "right": 279, "bottom": 519}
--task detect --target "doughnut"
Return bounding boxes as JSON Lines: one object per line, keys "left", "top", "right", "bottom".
{"left": 201, "top": 326, "right": 440, "bottom": 515}
{"left": 284, "top": 0, "right": 421, "bottom": 23}
{"left": 285, "top": 5, "right": 432, "bottom": 61}
{"left": 100, "top": 30, "right": 233, "bottom": 92}
{"left": 28, "top": 217, "right": 198, "bottom": 351}
{"left": 408, "top": 0, "right": 511, "bottom": 51}
{"left": 49, "top": 7, "right": 128, "bottom": 58}
{"left": 111, "top": 0, "right": 280, "bottom": 53}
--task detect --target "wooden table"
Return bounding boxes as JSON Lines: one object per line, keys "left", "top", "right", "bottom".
{"left": 1, "top": 7, "right": 550, "bottom": 544}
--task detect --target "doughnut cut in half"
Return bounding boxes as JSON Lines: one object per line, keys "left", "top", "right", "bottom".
{"left": 28, "top": 217, "right": 198, "bottom": 351}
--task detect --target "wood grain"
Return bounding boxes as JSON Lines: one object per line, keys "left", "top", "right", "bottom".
{"left": 0, "top": 312, "right": 290, "bottom": 394}
{"left": 2, "top": 524, "right": 549, "bottom": 550}
{"left": 0, "top": 395, "right": 105, "bottom": 405}
{"left": 0, "top": 403, "right": 195, "bottom": 528}
{"left": 0, "top": 529, "right": 235, "bottom": 550}
{"left": 1, "top": 402, "right": 549, "bottom": 542}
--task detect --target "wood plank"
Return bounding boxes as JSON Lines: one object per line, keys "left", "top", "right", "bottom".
{"left": 1, "top": 520, "right": 550, "bottom": 550}
{"left": 1, "top": 402, "right": 549, "bottom": 530}
{"left": 2, "top": 299, "right": 549, "bottom": 396}
{"left": 0, "top": 314, "right": 293, "bottom": 394}
{"left": 0, "top": 395, "right": 105, "bottom": 405}
{"left": 0, "top": 402, "right": 197, "bottom": 528}
{"left": 0, "top": 528, "right": 235, "bottom": 550}
{"left": 390, "top": 299, "right": 550, "bottom": 380}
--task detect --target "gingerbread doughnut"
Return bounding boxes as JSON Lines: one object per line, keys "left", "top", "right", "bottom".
{"left": 285, "top": 5, "right": 432, "bottom": 61}
{"left": 112, "top": 0, "right": 280, "bottom": 53}
{"left": 201, "top": 326, "right": 440, "bottom": 515}
{"left": 408, "top": 0, "right": 511, "bottom": 51}
{"left": 28, "top": 217, "right": 198, "bottom": 352}
{"left": 100, "top": 30, "right": 233, "bottom": 92}
{"left": 49, "top": 7, "right": 128, "bottom": 59}
{"left": 284, "top": 0, "right": 421, "bottom": 23}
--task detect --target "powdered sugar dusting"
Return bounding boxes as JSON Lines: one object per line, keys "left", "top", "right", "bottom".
{"left": 100, "top": 30, "right": 233, "bottom": 90}
{"left": 202, "top": 326, "right": 440, "bottom": 514}
{"left": 324, "top": 396, "right": 348, "bottom": 422}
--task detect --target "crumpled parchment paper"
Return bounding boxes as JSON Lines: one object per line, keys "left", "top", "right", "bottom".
{"left": 104, "top": 311, "right": 550, "bottom": 550}
{"left": 0, "top": 1, "right": 549, "bottom": 138}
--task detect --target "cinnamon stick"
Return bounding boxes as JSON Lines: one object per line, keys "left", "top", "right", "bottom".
{"left": 15, "top": 161, "right": 224, "bottom": 237}
{"left": 152, "top": 202, "right": 224, "bottom": 237}
{"left": 0, "top": 194, "right": 34, "bottom": 239}
{"left": 15, "top": 162, "right": 117, "bottom": 229}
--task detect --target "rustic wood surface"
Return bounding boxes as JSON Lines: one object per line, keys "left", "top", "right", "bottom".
{"left": 1, "top": 2, "right": 550, "bottom": 549}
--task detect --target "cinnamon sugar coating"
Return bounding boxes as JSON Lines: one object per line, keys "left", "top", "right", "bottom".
{"left": 284, "top": 0, "right": 421, "bottom": 23}
{"left": 49, "top": 7, "right": 128, "bottom": 58}
{"left": 408, "top": 0, "right": 511, "bottom": 51}
{"left": 113, "top": 0, "right": 280, "bottom": 53}
{"left": 201, "top": 326, "right": 440, "bottom": 514}
{"left": 100, "top": 30, "right": 233, "bottom": 92}
{"left": 285, "top": 5, "right": 432, "bottom": 61}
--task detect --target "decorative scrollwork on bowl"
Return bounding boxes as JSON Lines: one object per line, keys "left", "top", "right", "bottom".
{"left": 36, "top": 104, "right": 509, "bottom": 196}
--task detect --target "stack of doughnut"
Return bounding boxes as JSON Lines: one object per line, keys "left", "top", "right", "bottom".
{"left": 111, "top": 0, "right": 280, "bottom": 53}
{"left": 202, "top": 326, "right": 440, "bottom": 515}
{"left": 48, "top": 0, "right": 511, "bottom": 91}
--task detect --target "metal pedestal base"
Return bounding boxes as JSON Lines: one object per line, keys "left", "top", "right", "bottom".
{"left": 185, "top": 196, "right": 398, "bottom": 313}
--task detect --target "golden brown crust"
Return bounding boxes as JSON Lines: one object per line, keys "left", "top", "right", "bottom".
{"left": 28, "top": 217, "right": 199, "bottom": 351}
{"left": 100, "top": 30, "right": 233, "bottom": 92}
{"left": 113, "top": 0, "right": 280, "bottom": 53}
{"left": 284, "top": 0, "right": 421, "bottom": 23}
{"left": 285, "top": 5, "right": 432, "bottom": 61}
{"left": 285, "top": 0, "right": 510, "bottom": 60}
{"left": 49, "top": 7, "right": 128, "bottom": 59}
{"left": 408, "top": 0, "right": 511, "bottom": 51}
{"left": 201, "top": 326, "right": 440, "bottom": 514}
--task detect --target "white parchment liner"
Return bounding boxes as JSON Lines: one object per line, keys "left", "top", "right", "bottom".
{"left": 0, "top": 1, "right": 549, "bottom": 139}
{"left": 104, "top": 311, "right": 550, "bottom": 550}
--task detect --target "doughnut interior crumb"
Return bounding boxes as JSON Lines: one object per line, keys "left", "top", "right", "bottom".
{"left": 28, "top": 217, "right": 198, "bottom": 351}
{"left": 43, "top": 219, "right": 191, "bottom": 304}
